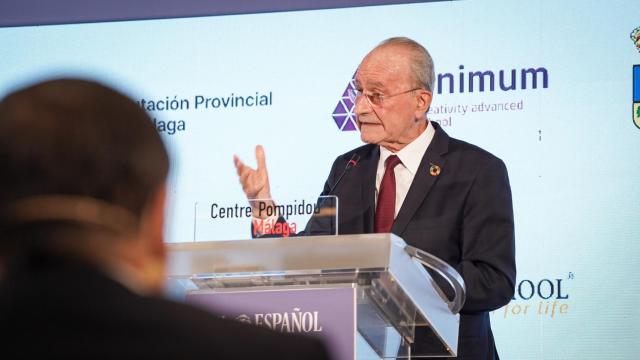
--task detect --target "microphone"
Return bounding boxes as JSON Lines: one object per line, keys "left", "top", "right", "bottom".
{"left": 323, "top": 153, "right": 360, "bottom": 196}
{"left": 307, "top": 153, "right": 360, "bottom": 236}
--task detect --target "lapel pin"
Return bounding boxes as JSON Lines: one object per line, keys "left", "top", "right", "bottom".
{"left": 429, "top": 164, "right": 441, "bottom": 177}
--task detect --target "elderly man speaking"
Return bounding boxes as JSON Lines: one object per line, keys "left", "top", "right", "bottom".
{"left": 235, "top": 37, "right": 516, "bottom": 360}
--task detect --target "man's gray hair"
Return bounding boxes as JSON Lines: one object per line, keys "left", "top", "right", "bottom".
{"left": 377, "top": 37, "right": 435, "bottom": 93}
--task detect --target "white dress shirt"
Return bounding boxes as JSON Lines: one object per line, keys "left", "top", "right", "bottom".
{"left": 376, "top": 121, "right": 435, "bottom": 217}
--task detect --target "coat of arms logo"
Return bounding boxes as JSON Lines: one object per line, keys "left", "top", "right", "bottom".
{"left": 631, "top": 27, "right": 640, "bottom": 129}
{"left": 631, "top": 26, "right": 640, "bottom": 53}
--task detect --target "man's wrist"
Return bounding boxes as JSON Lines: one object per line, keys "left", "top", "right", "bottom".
{"left": 249, "top": 199, "right": 276, "bottom": 219}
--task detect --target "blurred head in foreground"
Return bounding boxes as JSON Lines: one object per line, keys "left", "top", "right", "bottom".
{"left": 0, "top": 78, "right": 169, "bottom": 293}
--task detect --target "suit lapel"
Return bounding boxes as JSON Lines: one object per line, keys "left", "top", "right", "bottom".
{"left": 391, "top": 123, "right": 450, "bottom": 236}
{"left": 360, "top": 145, "right": 379, "bottom": 233}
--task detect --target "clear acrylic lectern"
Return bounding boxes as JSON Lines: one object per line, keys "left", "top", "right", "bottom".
{"left": 166, "top": 233, "right": 465, "bottom": 359}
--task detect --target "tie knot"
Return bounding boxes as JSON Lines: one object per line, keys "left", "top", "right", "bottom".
{"left": 385, "top": 155, "right": 402, "bottom": 169}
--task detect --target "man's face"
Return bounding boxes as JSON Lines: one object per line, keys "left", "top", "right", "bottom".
{"left": 354, "top": 45, "right": 431, "bottom": 152}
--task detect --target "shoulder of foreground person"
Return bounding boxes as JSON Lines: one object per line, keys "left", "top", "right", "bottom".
{"left": 0, "top": 259, "right": 331, "bottom": 360}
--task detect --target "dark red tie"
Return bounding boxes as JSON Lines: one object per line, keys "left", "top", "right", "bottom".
{"left": 375, "top": 155, "right": 402, "bottom": 233}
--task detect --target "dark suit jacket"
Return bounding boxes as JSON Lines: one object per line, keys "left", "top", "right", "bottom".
{"left": 311, "top": 123, "right": 516, "bottom": 359}
{"left": 0, "top": 251, "right": 331, "bottom": 359}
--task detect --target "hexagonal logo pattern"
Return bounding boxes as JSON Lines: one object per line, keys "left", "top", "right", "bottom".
{"left": 332, "top": 73, "right": 357, "bottom": 131}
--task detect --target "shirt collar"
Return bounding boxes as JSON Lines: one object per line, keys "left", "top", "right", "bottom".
{"left": 379, "top": 120, "right": 435, "bottom": 175}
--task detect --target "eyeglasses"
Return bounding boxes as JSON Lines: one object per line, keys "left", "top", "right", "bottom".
{"left": 347, "top": 87, "right": 422, "bottom": 107}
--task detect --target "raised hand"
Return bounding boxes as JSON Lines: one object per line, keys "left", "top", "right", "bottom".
{"left": 233, "top": 145, "right": 274, "bottom": 217}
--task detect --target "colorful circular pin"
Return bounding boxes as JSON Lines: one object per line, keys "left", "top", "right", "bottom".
{"left": 429, "top": 164, "right": 441, "bottom": 176}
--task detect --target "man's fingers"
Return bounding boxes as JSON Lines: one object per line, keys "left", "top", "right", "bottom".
{"left": 234, "top": 148, "right": 267, "bottom": 198}
{"left": 233, "top": 155, "right": 247, "bottom": 176}
{"left": 255, "top": 145, "right": 267, "bottom": 172}
{"left": 239, "top": 168, "right": 252, "bottom": 184}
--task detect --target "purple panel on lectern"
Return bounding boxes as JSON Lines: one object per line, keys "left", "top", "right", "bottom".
{"left": 187, "top": 287, "right": 356, "bottom": 360}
